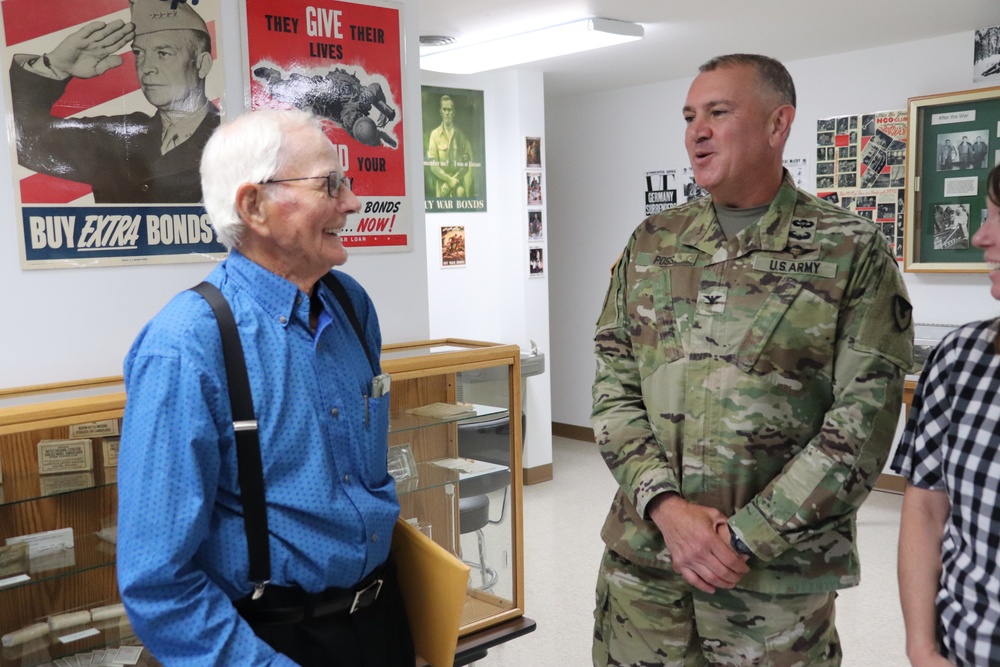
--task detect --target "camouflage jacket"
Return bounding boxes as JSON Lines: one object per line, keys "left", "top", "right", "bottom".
{"left": 592, "top": 173, "right": 913, "bottom": 593}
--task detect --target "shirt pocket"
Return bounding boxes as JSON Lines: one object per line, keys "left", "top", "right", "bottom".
{"left": 734, "top": 277, "right": 836, "bottom": 391}
{"left": 361, "top": 392, "right": 392, "bottom": 488}
{"left": 634, "top": 270, "right": 684, "bottom": 380}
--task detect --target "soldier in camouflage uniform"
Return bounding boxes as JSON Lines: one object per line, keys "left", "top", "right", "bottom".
{"left": 591, "top": 54, "right": 913, "bottom": 666}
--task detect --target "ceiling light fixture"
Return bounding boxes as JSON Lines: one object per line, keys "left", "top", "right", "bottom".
{"left": 419, "top": 17, "right": 644, "bottom": 75}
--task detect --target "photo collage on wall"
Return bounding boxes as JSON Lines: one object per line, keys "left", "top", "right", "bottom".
{"left": 526, "top": 136, "right": 545, "bottom": 277}
{"left": 815, "top": 110, "right": 908, "bottom": 259}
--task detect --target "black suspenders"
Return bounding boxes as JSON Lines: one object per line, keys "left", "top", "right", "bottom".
{"left": 190, "top": 272, "right": 373, "bottom": 599}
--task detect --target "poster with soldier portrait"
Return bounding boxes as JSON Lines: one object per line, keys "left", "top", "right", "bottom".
{"left": 440, "top": 225, "right": 465, "bottom": 266}
{"left": 1, "top": 0, "right": 228, "bottom": 269}
{"left": 815, "top": 110, "right": 908, "bottom": 259}
{"left": 421, "top": 86, "right": 487, "bottom": 213}
{"left": 243, "top": 0, "right": 409, "bottom": 252}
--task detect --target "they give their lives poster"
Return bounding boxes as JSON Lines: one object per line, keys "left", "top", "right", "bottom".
{"left": 243, "top": 0, "right": 410, "bottom": 252}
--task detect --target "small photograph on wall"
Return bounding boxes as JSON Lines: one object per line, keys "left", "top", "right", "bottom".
{"left": 441, "top": 226, "right": 466, "bottom": 267}
{"left": 528, "top": 210, "right": 543, "bottom": 240}
{"left": 526, "top": 137, "right": 541, "bottom": 168}
{"left": 937, "top": 131, "right": 989, "bottom": 171}
{"left": 529, "top": 246, "right": 544, "bottom": 277}
{"left": 527, "top": 171, "right": 543, "bottom": 205}
{"left": 422, "top": 86, "right": 487, "bottom": 213}
{"left": 932, "top": 204, "right": 971, "bottom": 250}
{"left": 974, "top": 26, "right": 1000, "bottom": 82}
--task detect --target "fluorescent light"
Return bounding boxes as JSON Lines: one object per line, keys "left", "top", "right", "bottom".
{"left": 420, "top": 18, "right": 644, "bottom": 75}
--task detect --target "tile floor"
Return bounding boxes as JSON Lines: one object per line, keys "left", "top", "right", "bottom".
{"left": 471, "top": 436, "right": 908, "bottom": 667}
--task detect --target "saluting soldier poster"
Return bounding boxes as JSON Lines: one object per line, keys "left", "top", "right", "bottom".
{"left": 242, "top": 0, "right": 409, "bottom": 252}
{"left": 1, "top": 0, "right": 227, "bottom": 269}
{"left": 421, "top": 86, "right": 487, "bottom": 213}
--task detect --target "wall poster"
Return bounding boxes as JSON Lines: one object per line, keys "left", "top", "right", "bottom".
{"left": 815, "top": 110, "right": 907, "bottom": 259}
{"left": 974, "top": 25, "right": 1000, "bottom": 83}
{"left": 528, "top": 246, "right": 544, "bottom": 277}
{"left": 421, "top": 86, "right": 486, "bottom": 213}
{"left": 440, "top": 225, "right": 465, "bottom": 267}
{"left": 1, "top": 0, "right": 228, "bottom": 269}
{"left": 643, "top": 170, "right": 678, "bottom": 215}
{"left": 243, "top": 0, "right": 409, "bottom": 252}
{"left": 528, "top": 210, "right": 543, "bottom": 240}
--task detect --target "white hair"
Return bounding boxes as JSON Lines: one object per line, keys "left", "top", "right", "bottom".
{"left": 200, "top": 108, "right": 325, "bottom": 250}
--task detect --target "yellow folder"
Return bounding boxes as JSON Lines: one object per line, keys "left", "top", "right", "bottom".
{"left": 391, "top": 518, "right": 471, "bottom": 667}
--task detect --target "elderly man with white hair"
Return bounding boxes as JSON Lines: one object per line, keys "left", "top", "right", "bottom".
{"left": 117, "top": 108, "right": 413, "bottom": 666}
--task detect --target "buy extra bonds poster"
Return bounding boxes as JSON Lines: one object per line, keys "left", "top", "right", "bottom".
{"left": 242, "top": 0, "right": 409, "bottom": 252}
{"left": 0, "top": 0, "right": 228, "bottom": 269}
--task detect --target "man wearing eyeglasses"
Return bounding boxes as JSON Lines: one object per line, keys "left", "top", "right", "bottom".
{"left": 117, "top": 108, "right": 413, "bottom": 666}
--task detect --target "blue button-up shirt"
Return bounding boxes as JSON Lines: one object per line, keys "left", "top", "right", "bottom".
{"left": 118, "top": 250, "right": 397, "bottom": 665}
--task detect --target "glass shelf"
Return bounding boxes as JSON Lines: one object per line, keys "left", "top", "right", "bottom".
{"left": 1, "top": 616, "right": 140, "bottom": 667}
{"left": 0, "top": 468, "right": 117, "bottom": 508}
{"left": 0, "top": 533, "right": 117, "bottom": 594}
{"left": 390, "top": 403, "right": 508, "bottom": 435}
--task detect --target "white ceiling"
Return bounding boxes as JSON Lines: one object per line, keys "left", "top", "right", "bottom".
{"left": 416, "top": 0, "right": 1000, "bottom": 98}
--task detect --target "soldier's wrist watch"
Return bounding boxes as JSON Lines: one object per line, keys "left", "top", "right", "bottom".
{"left": 729, "top": 527, "right": 754, "bottom": 556}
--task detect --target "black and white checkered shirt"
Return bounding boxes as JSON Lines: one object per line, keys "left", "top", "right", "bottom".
{"left": 892, "top": 318, "right": 1000, "bottom": 666}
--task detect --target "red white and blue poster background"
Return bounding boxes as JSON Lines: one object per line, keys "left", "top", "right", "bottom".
{"left": 242, "top": 0, "right": 410, "bottom": 251}
{"left": 0, "top": 0, "right": 228, "bottom": 269}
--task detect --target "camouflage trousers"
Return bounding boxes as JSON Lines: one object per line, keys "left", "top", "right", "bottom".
{"left": 593, "top": 548, "right": 841, "bottom": 667}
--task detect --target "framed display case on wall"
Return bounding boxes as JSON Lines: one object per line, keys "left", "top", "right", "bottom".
{"left": 904, "top": 85, "right": 1000, "bottom": 272}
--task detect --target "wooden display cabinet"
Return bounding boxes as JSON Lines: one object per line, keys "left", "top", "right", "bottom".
{"left": 0, "top": 339, "right": 525, "bottom": 665}
{"left": 0, "top": 378, "right": 133, "bottom": 666}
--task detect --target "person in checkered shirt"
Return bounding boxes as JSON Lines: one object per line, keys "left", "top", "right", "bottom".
{"left": 893, "top": 164, "right": 1000, "bottom": 667}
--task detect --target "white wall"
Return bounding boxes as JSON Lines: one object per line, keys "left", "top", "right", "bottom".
{"left": 0, "top": 0, "right": 429, "bottom": 389}
{"left": 421, "top": 69, "right": 553, "bottom": 472}
{"left": 548, "top": 31, "right": 1000, "bottom": 429}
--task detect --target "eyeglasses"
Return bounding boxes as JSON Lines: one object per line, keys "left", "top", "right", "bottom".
{"left": 262, "top": 171, "right": 353, "bottom": 198}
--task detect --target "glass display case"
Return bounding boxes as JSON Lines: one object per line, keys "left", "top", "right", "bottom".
{"left": 0, "top": 378, "right": 134, "bottom": 666}
{"left": 0, "top": 339, "right": 525, "bottom": 665}
{"left": 381, "top": 339, "right": 525, "bottom": 637}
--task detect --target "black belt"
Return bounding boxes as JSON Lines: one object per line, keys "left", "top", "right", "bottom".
{"left": 235, "top": 563, "right": 387, "bottom": 626}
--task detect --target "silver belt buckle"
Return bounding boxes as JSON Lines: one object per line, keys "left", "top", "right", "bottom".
{"left": 350, "top": 577, "right": 384, "bottom": 614}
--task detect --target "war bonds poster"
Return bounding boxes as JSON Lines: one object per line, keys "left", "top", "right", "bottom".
{"left": 421, "top": 86, "right": 487, "bottom": 213}
{"left": 243, "top": 0, "right": 409, "bottom": 251}
{"left": 1, "top": 0, "right": 227, "bottom": 269}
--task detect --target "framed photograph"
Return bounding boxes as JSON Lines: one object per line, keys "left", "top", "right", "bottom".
{"left": 526, "top": 136, "right": 541, "bottom": 168}
{"left": 526, "top": 171, "right": 542, "bottom": 205}
{"left": 904, "top": 86, "right": 1000, "bottom": 271}
{"left": 528, "top": 210, "right": 543, "bottom": 240}
{"left": 528, "top": 246, "right": 544, "bottom": 277}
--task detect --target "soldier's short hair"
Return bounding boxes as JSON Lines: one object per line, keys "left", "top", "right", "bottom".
{"left": 699, "top": 54, "right": 796, "bottom": 109}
